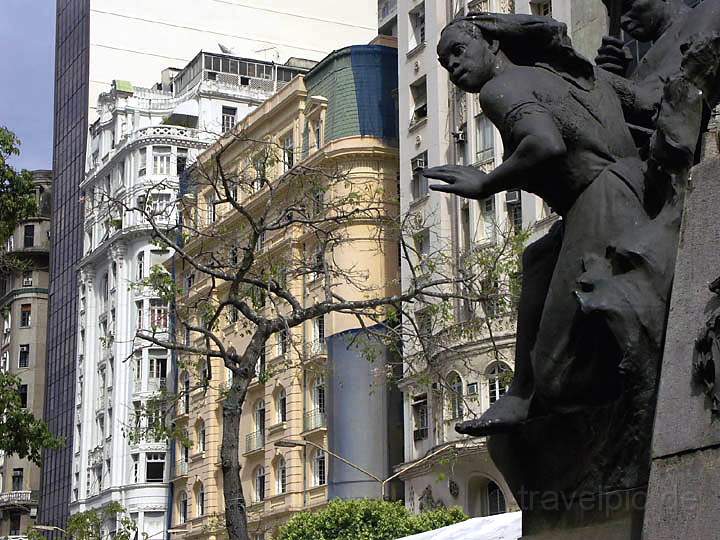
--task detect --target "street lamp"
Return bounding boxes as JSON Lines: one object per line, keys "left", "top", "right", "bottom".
{"left": 275, "top": 438, "right": 448, "bottom": 500}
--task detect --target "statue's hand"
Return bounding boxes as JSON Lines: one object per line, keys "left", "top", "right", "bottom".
{"left": 424, "top": 165, "right": 491, "bottom": 200}
{"left": 595, "top": 36, "right": 631, "bottom": 77}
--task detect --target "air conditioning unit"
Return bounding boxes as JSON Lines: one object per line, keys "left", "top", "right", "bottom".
{"left": 412, "top": 156, "right": 426, "bottom": 170}
{"left": 453, "top": 130, "right": 466, "bottom": 143}
{"left": 505, "top": 190, "right": 521, "bottom": 204}
{"left": 30, "top": 508, "right": 38, "bottom": 518}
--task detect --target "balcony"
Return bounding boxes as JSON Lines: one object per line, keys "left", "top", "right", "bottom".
{"left": 304, "top": 339, "right": 327, "bottom": 359}
{"left": 303, "top": 409, "right": 327, "bottom": 432}
{"left": 147, "top": 377, "right": 167, "bottom": 393}
{"left": 378, "top": 0, "right": 397, "bottom": 27}
{"left": 176, "top": 461, "right": 189, "bottom": 477}
{"left": 0, "top": 490, "right": 39, "bottom": 508}
{"left": 245, "top": 430, "right": 265, "bottom": 454}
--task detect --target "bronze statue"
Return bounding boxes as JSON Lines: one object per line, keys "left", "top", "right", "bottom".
{"left": 424, "top": 10, "right": 720, "bottom": 538}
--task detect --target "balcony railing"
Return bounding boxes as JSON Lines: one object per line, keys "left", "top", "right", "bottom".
{"left": 304, "top": 339, "right": 327, "bottom": 358}
{"left": 147, "top": 377, "right": 167, "bottom": 393}
{"left": 176, "top": 461, "right": 188, "bottom": 476}
{"left": 245, "top": 430, "right": 265, "bottom": 453}
{"left": 303, "top": 409, "right": 327, "bottom": 431}
{"left": 0, "top": 490, "right": 39, "bottom": 507}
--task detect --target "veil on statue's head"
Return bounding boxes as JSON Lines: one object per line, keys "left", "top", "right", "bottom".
{"left": 447, "top": 12, "right": 596, "bottom": 90}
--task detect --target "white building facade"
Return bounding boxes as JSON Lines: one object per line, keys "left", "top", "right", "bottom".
{"left": 395, "top": 0, "right": 567, "bottom": 518}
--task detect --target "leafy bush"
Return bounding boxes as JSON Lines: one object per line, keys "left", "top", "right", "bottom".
{"left": 277, "top": 499, "right": 468, "bottom": 540}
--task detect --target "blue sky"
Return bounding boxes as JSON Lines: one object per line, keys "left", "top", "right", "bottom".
{"left": 0, "top": 0, "right": 56, "bottom": 171}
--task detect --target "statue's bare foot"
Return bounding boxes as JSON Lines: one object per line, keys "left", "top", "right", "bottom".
{"left": 456, "top": 394, "right": 531, "bottom": 436}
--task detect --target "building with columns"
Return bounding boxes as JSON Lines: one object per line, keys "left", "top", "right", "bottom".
{"left": 0, "top": 170, "right": 52, "bottom": 539}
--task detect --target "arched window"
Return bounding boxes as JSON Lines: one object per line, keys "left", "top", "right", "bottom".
{"left": 275, "top": 456, "right": 287, "bottom": 494}
{"left": 255, "top": 399, "right": 266, "bottom": 434}
{"left": 178, "top": 491, "right": 188, "bottom": 524}
{"left": 487, "top": 363, "right": 512, "bottom": 405}
{"left": 312, "top": 449, "right": 326, "bottom": 487}
{"left": 255, "top": 466, "right": 266, "bottom": 502}
{"left": 487, "top": 480, "right": 507, "bottom": 515}
{"left": 276, "top": 387, "right": 287, "bottom": 423}
{"left": 197, "top": 420, "right": 206, "bottom": 452}
{"left": 447, "top": 372, "right": 464, "bottom": 420}
{"left": 195, "top": 482, "right": 205, "bottom": 516}
{"left": 312, "top": 376, "right": 325, "bottom": 414}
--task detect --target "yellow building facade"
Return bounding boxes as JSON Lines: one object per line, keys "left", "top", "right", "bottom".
{"left": 170, "top": 42, "right": 400, "bottom": 540}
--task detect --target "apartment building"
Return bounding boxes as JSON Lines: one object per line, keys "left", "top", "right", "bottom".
{"left": 45, "top": 1, "right": 379, "bottom": 530}
{"left": 70, "top": 53, "right": 315, "bottom": 539}
{"left": 171, "top": 41, "right": 400, "bottom": 539}
{"left": 0, "top": 170, "right": 52, "bottom": 539}
{"left": 393, "top": 0, "right": 617, "bottom": 518}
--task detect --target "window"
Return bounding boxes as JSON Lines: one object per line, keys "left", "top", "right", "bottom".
{"left": 448, "top": 372, "right": 464, "bottom": 420}
{"left": 131, "top": 455, "right": 139, "bottom": 483}
{"left": 467, "top": 382, "right": 479, "bottom": 396}
{"left": 149, "top": 354, "right": 167, "bottom": 380}
{"left": 414, "top": 228, "right": 431, "bottom": 275}
{"left": 312, "top": 376, "right": 326, "bottom": 414}
{"left": 410, "top": 78, "right": 428, "bottom": 125}
{"left": 23, "top": 224, "right": 35, "bottom": 248}
{"left": 255, "top": 399, "right": 266, "bottom": 434}
{"left": 531, "top": 0, "right": 552, "bottom": 16}
{"left": 276, "top": 456, "right": 287, "bottom": 494}
{"left": 222, "top": 106, "right": 237, "bottom": 133}
{"left": 146, "top": 452, "right": 165, "bottom": 482}
{"left": 314, "top": 120, "right": 323, "bottom": 149}
{"left": 153, "top": 146, "right": 171, "bottom": 175}
{"left": 475, "top": 113, "right": 495, "bottom": 164}
{"left": 487, "top": 481, "right": 507, "bottom": 515}
{"left": 12, "top": 468, "right": 23, "bottom": 491}
{"left": 9, "top": 513, "right": 21, "bottom": 536}
{"left": 179, "top": 491, "right": 188, "bottom": 524}
{"left": 177, "top": 148, "right": 188, "bottom": 176}
{"left": 149, "top": 193, "right": 172, "bottom": 217}
{"left": 20, "top": 304, "right": 31, "bottom": 327}
{"left": 136, "top": 301, "right": 144, "bottom": 329}
{"left": 196, "top": 483, "right": 205, "bottom": 516}
{"left": 312, "top": 450, "right": 326, "bottom": 486}
{"left": 138, "top": 148, "right": 147, "bottom": 176}
{"left": 255, "top": 466, "right": 266, "bottom": 502}
{"left": 150, "top": 300, "right": 168, "bottom": 330}
{"left": 312, "top": 317, "right": 325, "bottom": 352}
{"left": 481, "top": 197, "right": 496, "bottom": 241}
{"left": 198, "top": 420, "right": 206, "bottom": 452}
{"left": 412, "top": 394, "right": 428, "bottom": 441}
{"left": 136, "top": 251, "right": 145, "bottom": 280}
{"left": 409, "top": 4, "right": 426, "bottom": 50}
{"left": 310, "top": 246, "right": 324, "bottom": 280}
{"left": 252, "top": 155, "right": 267, "bottom": 191}
{"left": 411, "top": 152, "right": 428, "bottom": 200}
{"left": 206, "top": 194, "right": 217, "bottom": 224}
{"left": 282, "top": 133, "right": 294, "bottom": 171}
{"left": 277, "top": 387, "right": 287, "bottom": 423}
{"left": 183, "top": 374, "right": 190, "bottom": 414}
{"left": 487, "top": 363, "right": 512, "bottom": 404}
{"left": 279, "top": 328, "right": 290, "bottom": 356}
{"left": 18, "top": 344, "right": 29, "bottom": 368}
{"left": 507, "top": 196, "right": 523, "bottom": 232}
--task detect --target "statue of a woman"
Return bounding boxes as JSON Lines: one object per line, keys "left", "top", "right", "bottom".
{"left": 424, "top": 13, "right": 652, "bottom": 434}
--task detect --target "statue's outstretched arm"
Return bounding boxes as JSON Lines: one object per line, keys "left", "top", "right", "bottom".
{"left": 425, "top": 103, "right": 566, "bottom": 200}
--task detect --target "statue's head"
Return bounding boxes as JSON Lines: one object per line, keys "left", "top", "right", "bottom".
{"left": 438, "top": 19, "right": 499, "bottom": 92}
{"left": 619, "top": 0, "right": 670, "bottom": 41}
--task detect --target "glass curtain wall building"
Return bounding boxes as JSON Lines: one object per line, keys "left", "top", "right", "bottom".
{"left": 38, "top": 0, "right": 90, "bottom": 530}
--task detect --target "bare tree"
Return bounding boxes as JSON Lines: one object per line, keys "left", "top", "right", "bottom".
{"left": 108, "top": 128, "right": 522, "bottom": 540}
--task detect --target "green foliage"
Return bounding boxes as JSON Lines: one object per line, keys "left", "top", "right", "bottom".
{"left": 0, "top": 127, "right": 36, "bottom": 244}
{"left": 277, "top": 499, "right": 468, "bottom": 540}
{"left": 0, "top": 371, "right": 63, "bottom": 464}
{"left": 66, "top": 502, "right": 139, "bottom": 540}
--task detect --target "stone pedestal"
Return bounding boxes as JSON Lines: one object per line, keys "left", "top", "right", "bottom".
{"left": 642, "top": 129, "right": 720, "bottom": 539}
